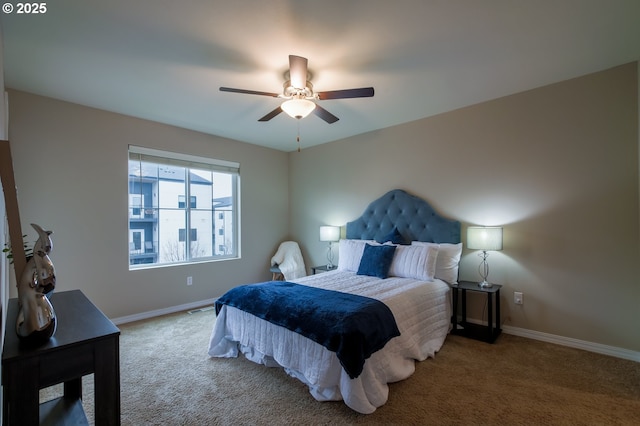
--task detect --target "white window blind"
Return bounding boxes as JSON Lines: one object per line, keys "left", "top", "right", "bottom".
{"left": 128, "top": 145, "right": 239, "bottom": 174}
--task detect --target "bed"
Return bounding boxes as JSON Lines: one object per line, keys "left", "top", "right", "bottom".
{"left": 208, "top": 189, "right": 462, "bottom": 413}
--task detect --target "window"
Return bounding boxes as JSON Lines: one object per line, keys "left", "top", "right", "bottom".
{"left": 130, "top": 195, "right": 142, "bottom": 218}
{"left": 178, "top": 195, "right": 196, "bottom": 209}
{"left": 129, "top": 229, "right": 144, "bottom": 253}
{"left": 178, "top": 228, "right": 198, "bottom": 242}
{"left": 128, "top": 146, "right": 240, "bottom": 268}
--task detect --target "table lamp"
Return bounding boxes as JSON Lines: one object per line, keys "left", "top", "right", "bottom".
{"left": 319, "top": 225, "right": 340, "bottom": 269}
{"left": 466, "top": 226, "right": 503, "bottom": 288}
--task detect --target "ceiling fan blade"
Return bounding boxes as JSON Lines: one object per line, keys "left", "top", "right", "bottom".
{"left": 316, "top": 87, "right": 375, "bottom": 100}
{"left": 289, "top": 55, "right": 308, "bottom": 89}
{"left": 220, "top": 87, "right": 280, "bottom": 97}
{"left": 258, "top": 106, "right": 283, "bottom": 122}
{"left": 313, "top": 104, "right": 339, "bottom": 124}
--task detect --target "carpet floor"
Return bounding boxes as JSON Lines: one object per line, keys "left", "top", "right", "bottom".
{"left": 41, "top": 307, "right": 640, "bottom": 425}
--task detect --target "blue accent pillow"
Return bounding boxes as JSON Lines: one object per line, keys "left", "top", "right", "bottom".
{"left": 357, "top": 244, "right": 397, "bottom": 279}
{"left": 376, "top": 226, "right": 407, "bottom": 245}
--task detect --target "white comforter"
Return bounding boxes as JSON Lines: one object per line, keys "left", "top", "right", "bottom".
{"left": 208, "top": 270, "right": 451, "bottom": 414}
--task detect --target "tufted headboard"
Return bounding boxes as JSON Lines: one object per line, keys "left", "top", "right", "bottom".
{"left": 345, "top": 189, "right": 461, "bottom": 244}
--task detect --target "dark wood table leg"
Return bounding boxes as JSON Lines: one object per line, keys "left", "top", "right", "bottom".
{"left": 487, "top": 291, "right": 493, "bottom": 342}
{"left": 64, "top": 378, "right": 82, "bottom": 401}
{"left": 496, "top": 289, "right": 501, "bottom": 338}
{"left": 94, "top": 337, "right": 121, "bottom": 426}
{"left": 6, "top": 357, "right": 39, "bottom": 425}
{"left": 461, "top": 289, "right": 467, "bottom": 327}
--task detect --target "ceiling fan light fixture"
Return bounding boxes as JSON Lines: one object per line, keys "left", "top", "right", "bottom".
{"left": 281, "top": 98, "right": 316, "bottom": 119}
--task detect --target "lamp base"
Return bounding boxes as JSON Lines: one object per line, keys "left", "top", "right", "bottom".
{"left": 478, "top": 280, "right": 493, "bottom": 288}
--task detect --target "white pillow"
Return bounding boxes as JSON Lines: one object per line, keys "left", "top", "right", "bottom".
{"left": 411, "top": 241, "right": 463, "bottom": 285}
{"left": 388, "top": 244, "right": 439, "bottom": 281}
{"left": 337, "top": 239, "right": 375, "bottom": 272}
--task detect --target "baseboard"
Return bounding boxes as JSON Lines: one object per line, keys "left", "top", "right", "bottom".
{"left": 111, "top": 298, "right": 217, "bottom": 325}
{"left": 502, "top": 325, "right": 640, "bottom": 363}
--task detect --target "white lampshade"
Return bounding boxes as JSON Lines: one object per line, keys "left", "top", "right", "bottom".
{"left": 319, "top": 225, "right": 340, "bottom": 242}
{"left": 467, "top": 226, "right": 503, "bottom": 251}
{"left": 281, "top": 98, "right": 316, "bottom": 119}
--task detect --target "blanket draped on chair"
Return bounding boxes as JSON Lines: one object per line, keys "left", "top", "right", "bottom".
{"left": 270, "top": 241, "right": 306, "bottom": 280}
{"left": 215, "top": 281, "right": 401, "bottom": 379}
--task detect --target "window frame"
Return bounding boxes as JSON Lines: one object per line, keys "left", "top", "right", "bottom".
{"left": 128, "top": 145, "right": 240, "bottom": 269}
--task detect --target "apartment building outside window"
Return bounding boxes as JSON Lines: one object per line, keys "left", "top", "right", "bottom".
{"left": 128, "top": 146, "right": 240, "bottom": 268}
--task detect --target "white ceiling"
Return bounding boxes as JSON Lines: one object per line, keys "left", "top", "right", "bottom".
{"left": 2, "top": 1, "right": 639, "bottom": 152}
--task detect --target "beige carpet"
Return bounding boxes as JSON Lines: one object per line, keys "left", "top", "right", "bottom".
{"left": 41, "top": 308, "right": 640, "bottom": 425}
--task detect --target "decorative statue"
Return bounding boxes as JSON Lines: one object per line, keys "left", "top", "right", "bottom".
{"left": 16, "top": 223, "right": 57, "bottom": 345}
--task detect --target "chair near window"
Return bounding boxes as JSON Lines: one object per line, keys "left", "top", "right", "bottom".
{"left": 270, "top": 241, "right": 306, "bottom": 281}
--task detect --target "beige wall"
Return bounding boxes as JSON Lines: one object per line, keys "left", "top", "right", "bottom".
{"left": 289, "top": 63, "right": 639, "bottom": 353}
{"left": 7, "top": 90, "right": 289, "bottom": 318}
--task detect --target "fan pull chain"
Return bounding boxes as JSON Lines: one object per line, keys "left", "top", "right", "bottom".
{"left": 296, "top": 120, "right": 301, "bottom": 152}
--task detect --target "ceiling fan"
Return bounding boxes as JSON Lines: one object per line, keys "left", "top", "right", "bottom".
{"left": 220, "top": 55, "right": 374, "bottom": 124}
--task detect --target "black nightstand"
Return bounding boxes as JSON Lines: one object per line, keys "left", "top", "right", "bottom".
{"left": 451, "top": 280, "right": 502, "bottom": 343}
{"left": 311, "top": 265, "right": 337, "bottom": 274}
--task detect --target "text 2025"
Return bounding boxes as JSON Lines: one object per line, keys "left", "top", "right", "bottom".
{"left": 17, "top": 3, "right": 47, "bottom": 14}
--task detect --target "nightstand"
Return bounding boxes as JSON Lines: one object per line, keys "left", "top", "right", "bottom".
{"left": 311, "top": 265, "right": 337, "bottom": 274}
{"left": 451, "top": 280, "right": 502, "bottom": 343}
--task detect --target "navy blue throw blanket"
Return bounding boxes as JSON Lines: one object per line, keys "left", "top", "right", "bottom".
{"left": 215, "top": 281, "right": 401, "bottom": 379}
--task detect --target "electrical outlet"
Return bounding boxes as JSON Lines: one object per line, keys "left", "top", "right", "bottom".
{"left": 187, "top": 276, "right": 193, "bottom": 286}
{"left": 514, "top": 291, "right": 523, "bottom": 305}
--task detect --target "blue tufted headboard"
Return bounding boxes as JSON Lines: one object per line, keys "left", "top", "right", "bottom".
{"left": 345, "top": 189, "right": 461, "bottom": 244}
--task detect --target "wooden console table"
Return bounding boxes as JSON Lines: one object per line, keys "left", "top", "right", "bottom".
{"left": 2, "top": 290, "right": 120, "bottom": 425}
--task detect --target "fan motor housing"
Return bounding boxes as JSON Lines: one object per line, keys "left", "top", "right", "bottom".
{"left": 282, "top": 80, "right": 315, "bottom": 99}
